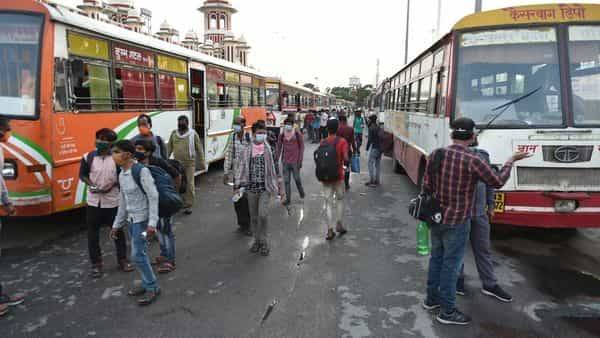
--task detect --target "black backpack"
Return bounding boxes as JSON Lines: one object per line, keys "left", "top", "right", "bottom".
{"left": 167, "top": 159, "right": 187, "bottom": 194}
{"left": 131, "top": 163, "right": 184, "bottom": 218}
{"left": 314, "top": 137, "right": 340, "bottom": 182}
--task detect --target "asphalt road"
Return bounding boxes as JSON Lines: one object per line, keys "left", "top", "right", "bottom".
{"left": 1, "top": 142, "right": 599, "bottom": 338}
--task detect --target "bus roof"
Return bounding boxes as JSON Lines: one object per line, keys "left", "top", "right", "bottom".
{"left": 43, "top": 1, "right": 267, "bottom": 78}
{"left": 453, "top": 3, "right": 600, "bottom": 30}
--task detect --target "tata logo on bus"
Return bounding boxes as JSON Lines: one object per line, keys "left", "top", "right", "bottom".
{"left": 553, "top": 146, "right": 580, "bottom": 163}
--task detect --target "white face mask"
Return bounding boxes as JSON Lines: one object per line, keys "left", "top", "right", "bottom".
{"left": 233, "top": 125, "right": 242, "bottom": 132}
{"left": 284, "top": 125, "right": 293, "bottom": 131}
{"left": 254, "top": 134, "right": 266, "bottom": 143}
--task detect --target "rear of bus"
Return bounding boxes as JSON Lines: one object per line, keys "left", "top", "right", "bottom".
{"left": 0, "top": 1, "right": 54, "bottom": 216}
{"left": 452, "top": 4, "right": 600, "bottom": 228}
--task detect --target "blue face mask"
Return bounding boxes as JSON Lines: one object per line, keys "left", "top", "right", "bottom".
{"left": 233, "top": 125, "right": 242, "bottom": 132}
{"left": 254, "top": 134, "right": 266, "bottom": 143}
{"left": 284, "top": 125, "right": 293, "bottom": 131}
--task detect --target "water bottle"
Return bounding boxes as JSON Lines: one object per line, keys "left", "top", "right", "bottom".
{"left": 416, "top": 221, "right": 430, "bottom": 256}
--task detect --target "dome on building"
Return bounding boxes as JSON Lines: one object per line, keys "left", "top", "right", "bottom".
{"left": 78, "top": 0, "right": 102, "bottom": 10}
{"left": 204, "top": 39, "right": 214, "bottom": 46}
{"left": 108, "top": 0, "right": 135, "bottom": 9}
{"left": 160, "top": 20, "right": 172, "bottom": 31}
{"left": 238, "top": 34, "right": 246, "bottom": 43}
{"left": 198, "top": 0, "right": 237, "bottom": 14}
{"left": 185, "top": 30, "right": 199, "bottom": 41}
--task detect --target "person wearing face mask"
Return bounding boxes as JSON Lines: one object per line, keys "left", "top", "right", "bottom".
{"left": 224, "top": 116, "right": 252, "bottom": 235}
{"left": 131, "top": 114, "right": 167, "bottom": 160}
{"left": 168, "top": 115, "right": 205, "bottom": 215}
{"left": 235, "top": 120, "right": 280, "bottom": 256}
{"left": 0, "top": 117, "right": 25, "bottom": 318}
{"left": 135, "top": 140, "right": 181, "bottom": 274}
{"left": 275, "top": 118, "right": 305, "bottom": 206}
{"left": 79, "top": 128, "right": 133, "bottom": 278}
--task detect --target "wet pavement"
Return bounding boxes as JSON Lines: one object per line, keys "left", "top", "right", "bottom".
{"left": 1, "top": 142, "right": 599, "bottom": 338}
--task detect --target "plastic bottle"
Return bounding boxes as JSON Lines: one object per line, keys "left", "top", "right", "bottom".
{"left": 416, "top": 221, "right": 430, "bottom": 256}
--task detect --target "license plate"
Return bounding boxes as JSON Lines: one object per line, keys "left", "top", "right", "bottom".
{"left": 494, "top": 192, "right": 505, "bottom": 213}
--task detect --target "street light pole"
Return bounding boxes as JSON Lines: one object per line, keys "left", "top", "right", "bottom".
{"left": 404, "top": 0, "right": 410, "bottom": 65}
{"left": 475, "top": 0, "right": 482, "bottom": 13}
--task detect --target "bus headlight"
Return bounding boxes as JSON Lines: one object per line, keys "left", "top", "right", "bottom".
{"left": 554, "top": 200, "right": 577, "bottom": 213}
{"left": 2, "top": 160, "right": 17, "bottom": 180}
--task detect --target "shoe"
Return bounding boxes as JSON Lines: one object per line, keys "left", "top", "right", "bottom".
{"left": 89, "top": 266, "right": 103, "bottom": 279}
{"left": 250, "top": 241, "right": 262, "bottom": 253}
{"left": 0, "top": 303, "right": 8, "bottom": 317}
{"left": 127, "top": 286, "right": 146, "bottom": 297}
{"left": 422, "top": 299, "right": 440, "bottom": 311}
{"left": 260, "top": 243, "right": 270, "bottom": 256}
{"left": 326, "top": 229, "right": 336, "bottom": 241}
{"left": 436, "top": 309, "right": 471, "bottom": 325}
{"left": 0, "top": 293, "right": 25, "bottom": 306}
{"left": 158, "top": 262, "right": 176, "bottom": 274}
{"left": 456, "top": 279, "right": 466, "bottom": 296}
{"left": 482, "top": 285, "right": 513, "bottom": 303}
{"left": 183, "top": 209, "right": 192, "bottom": 215}
{"left": 137, "top": 289, "right": 160, "bottom": 306}
{"left": 336, "top": 223, "right": 348, "bottom": 236}
{"left": 118, "top": 260, "right": 135, "bottom": 272}
{"left": 364, "top": 182, "right": 373, "bottom": 186}
{"left": 244, "top": 230, "right": 253, "bottom": 237}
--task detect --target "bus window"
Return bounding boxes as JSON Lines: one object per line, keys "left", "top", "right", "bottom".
{"left": 456, "top": 28, "right": 562, "bottom": 127}
{"left": 71, "top": 60, "right": 112, "bottom": 111}
{"left": 115, "top": 68, "right": 156, "bottom": 110}
{"left": 54, "top": 58, "right": 68, "bottom": 112}
{"left": 0, "top": 13, "right": 43, "bottom": 118}
{"left": 569, "top": 26, "right": 600, "bottom": 125}
{"left": 225, "top": 85, "right": 239, "bottom": 107}
{"left": 158, "top": 74, "right": 175, "bottom": 109}
{"left": 175, "top": 78, "right": 189, "bottom": 109}
{"left": 419, "top": 76, "right": 431, "bottom": 112}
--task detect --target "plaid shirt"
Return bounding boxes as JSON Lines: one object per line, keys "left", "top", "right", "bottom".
{"left": 423, "top": 144, "right": 513, "bottom": 225}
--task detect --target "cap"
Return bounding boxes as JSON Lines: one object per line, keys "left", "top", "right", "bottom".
{"left": 326, "top": 118, "right": 339, "bottom": 130}
{"left": 451, "top": 117, "right": 475, "bottom": 133}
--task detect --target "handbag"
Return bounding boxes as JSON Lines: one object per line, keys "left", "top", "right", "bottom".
{"left": 408, "top": 149, "right": 444, "bottom": 225}
{"left": 350, "top": 154, "right": 360, "bottom": 173}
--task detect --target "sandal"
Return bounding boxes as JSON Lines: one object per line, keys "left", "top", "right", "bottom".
{"left": 128, "top": 286, "right": 146, "bottom": 297}
{"left": 158, "top": 262, "right": 176, "bottom": 274}
{"left": 0, "top": 304, "right": 9, "bottom": 317}
{"left": 152, "top": 256, "right": 167, "bottom": 266}
{"left": 260, "top": 243, "right": 270, "bottom": 256}
{"left": 119, "top": 260, "right": 135, "bottom": 272}
{"left": 326, "top": 229, "right": 336, "bottom": 241}
{"left": 250, "top": 241, "right": 262, "bottom": 253}
{"left": 137, "top": 289, "right": 160, "bottom": 306}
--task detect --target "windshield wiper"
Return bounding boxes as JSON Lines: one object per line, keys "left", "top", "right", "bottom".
{"left": 479, "top": 86, "right": 542, "bottom": 132}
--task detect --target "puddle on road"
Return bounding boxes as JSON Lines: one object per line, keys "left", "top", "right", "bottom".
{"left": 479, "top": 322, "right": 538, "bottom": 338}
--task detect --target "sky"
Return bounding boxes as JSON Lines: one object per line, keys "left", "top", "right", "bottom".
{"left": 55, "top": 0, "right": 600, "bottom": 90}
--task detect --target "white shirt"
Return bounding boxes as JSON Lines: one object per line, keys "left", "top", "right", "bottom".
{"left": 320, "top": 113, "right": 329, "bottom": 127}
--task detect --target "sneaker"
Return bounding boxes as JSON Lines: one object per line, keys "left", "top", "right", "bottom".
{"left": 436, "top": 309, "right": 471, "bottom": 325}
{"left": 0, "top": 303, "right": 8, "bottom": 317}
{"left": 0, "top": 293, "right": 25, "bottom": 306}
{"left": 250, "top": 241, "right": 262, "bottom": 253}
{"left": 137, "top": 289, "right": 160, "bottom": 306}
{"left": 118, "top": 260, "right": 135, "bottom": 272}
{"left": 183, "top": 208, "right": 193, "bottom": 215}
{"left": 422, "top": 299, "right": 440, "bottom": 311}
{"left": 482, "top": 285, "right": 513, "bottom": 303}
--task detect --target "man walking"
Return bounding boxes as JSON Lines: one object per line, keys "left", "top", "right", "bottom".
{"left": 275, "top": 118, "right": 305, "bottom": 206}
{"left": 131, "top": 114, "right": 167, "bottom": 160}
{"left": 79, "top": 128, "right": 133, "bottom": 278}
{"left": 353, "top": 110, "right": 365, "bottom": 154}
{"left": 456, "top": 139, "right": 512, "bottom": 303}
{"left": 319, "top": 110, "right": 329, "bottom": 140}
{"left": 168, "top": 115, "right": 205, "bottom": 215}
{"left": 316, "top": 119, "right": 349, "bottom": 241}
{"left": 421, "top": 118, "right": 530, "bottom": 325}
{"left": 111, "top": 140, "right": 161, "bottom": 306}
{"left": 0, "top": 117, "right": 25, "bottom": 318}
{"left": 224, "top": 116, "right": 252, "bottom": 235}
{"left": 336, "top": 115, "right": 357, "bottom": 190}
{"left": 366, "top": 115, "right": 383, "bottom": 187}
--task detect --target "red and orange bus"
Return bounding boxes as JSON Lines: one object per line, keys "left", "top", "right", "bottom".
{"left": 0, "top": 0, "right": 272, "bottom": 216}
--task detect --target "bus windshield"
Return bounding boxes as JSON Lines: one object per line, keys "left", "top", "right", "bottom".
{"left": 455, "top": 27, "right": 563, "bottom": 127}
{"left": 0, "top": 13, "right": 43, "bottom": 118}
{"left": 569, "top": 25, "right": 600, "bottom": 125}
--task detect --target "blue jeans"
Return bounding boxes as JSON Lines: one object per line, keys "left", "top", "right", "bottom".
{"left": 368, "top": 148, "right": 382, "bottom": 184}
{"left": 128, "top": 221, "right": 159, "bottom": 292}
{"left": 426, "top": 220, "right": 471, "bottom": 314}
{"left": 157, "top": 217, "right": 175, "bottom": 263}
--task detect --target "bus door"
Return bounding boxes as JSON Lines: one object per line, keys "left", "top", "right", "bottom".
{"left": 190, "top": 68, "right": 206, "bottom": 172}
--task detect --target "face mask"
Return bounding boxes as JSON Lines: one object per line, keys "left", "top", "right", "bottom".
{"left": 134, "top": 151, "right": 147, "bottom": 161}
{"left": 138, "top": 126, "right": 151, "bottom": 136}
{"left": 0, "top": 131, "right": 11, "bottom": 143}
{"left": 284, "top": 125, "right": 293, "bottom": 131}
{"left": 96, "top": 141, "right": 110, "bottom": 153}
{"left": 254, "top": 134, "right": 266, "bottom": 144}
{"left": 233, "top": 125, "right": 242, "bottom": 133}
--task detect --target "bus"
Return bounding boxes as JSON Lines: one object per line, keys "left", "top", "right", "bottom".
{"left": 0, "top": 0, "right": 269, "bottom": 216}
{"left": 383, "top": 3, "right": 600, "bottom": 228}
{"left": 265, "top": 78, "right": 325, "bottom": 128}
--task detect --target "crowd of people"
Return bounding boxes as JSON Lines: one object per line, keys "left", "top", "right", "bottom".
{"left": 0, "top": 110, "right": 524, "bottom": 327}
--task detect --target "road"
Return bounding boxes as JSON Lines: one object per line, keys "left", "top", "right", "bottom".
{"left": 1, "top": 142, "right": 599, "bottom": 338}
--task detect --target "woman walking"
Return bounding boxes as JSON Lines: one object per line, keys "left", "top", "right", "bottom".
{"left": 235, "top": 120, "right": 280, "bottom": 256}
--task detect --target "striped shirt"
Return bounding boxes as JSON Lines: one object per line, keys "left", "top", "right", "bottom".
{"left": 423, "top": 144, "right": 513, "bottom": 225}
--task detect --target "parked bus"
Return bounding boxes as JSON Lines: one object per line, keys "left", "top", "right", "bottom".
{"left": 0, "top": 0, "right": 268, "bottom": 216}
{"left": 383, "top": 3, "right": 600, "bottom": 228}
{"left": 265, "top": 78, "right": 325, "bottom": 128}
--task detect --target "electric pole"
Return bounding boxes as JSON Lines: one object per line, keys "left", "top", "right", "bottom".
{"left": 475, "top": 0, "right": 482, "bottom": 13}
{"left": 435, "top": 0, "right": 441, "bottom": 38}
{"left": 375, "top": 59, "right": 380, "bottom": 88}
{"left": 404, "top": 0, "right": 410, "bottom": 65}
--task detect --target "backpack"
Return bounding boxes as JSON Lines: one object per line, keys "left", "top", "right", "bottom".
{"left": 131, "top": 163, "right": 184, "bottom": 218}
{"left": 167, "top": 159, "right": 187, "bottom": 194}
{"left": 314, "top": 137, "right": 340, "bottom": 182}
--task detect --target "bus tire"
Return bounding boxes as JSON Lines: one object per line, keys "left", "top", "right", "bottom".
{"left": 393, "top": 159, "right": 406, "bottom": 175}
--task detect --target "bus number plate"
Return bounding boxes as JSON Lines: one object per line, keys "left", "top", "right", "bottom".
{"left": 494, "top": 193, "right": 505, "bottom": 213}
